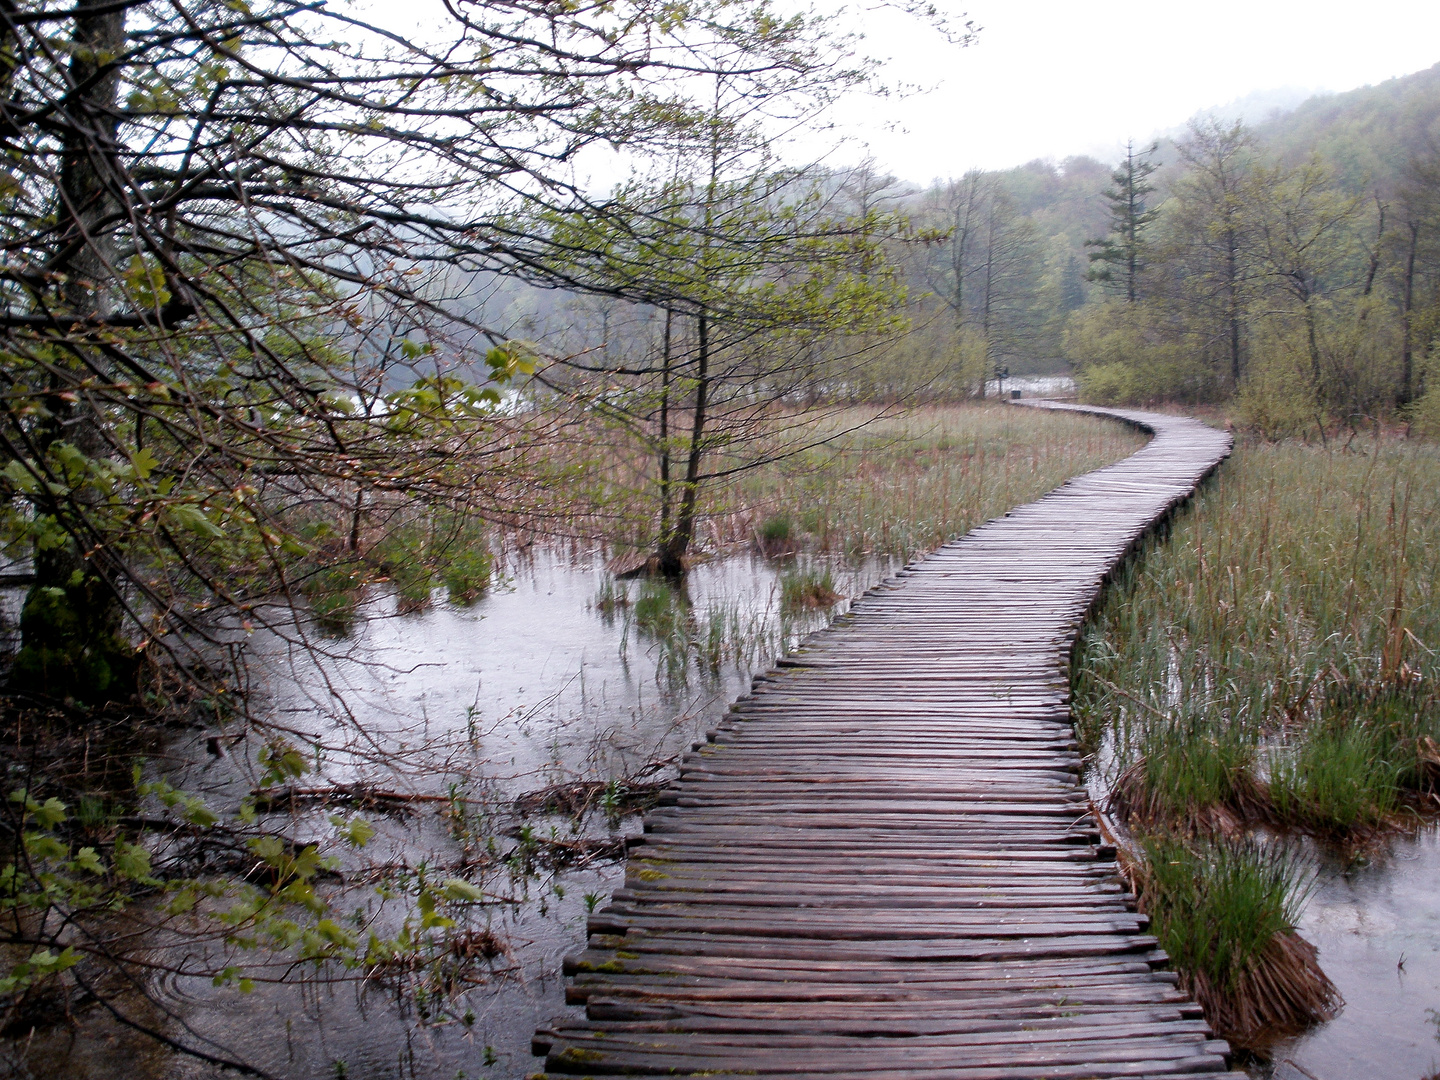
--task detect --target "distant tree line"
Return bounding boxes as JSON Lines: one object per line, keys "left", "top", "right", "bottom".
{"left": 1067, "top": 116, "right": 1440, "bottom": 437}
{"left": 859, "top": 65, "right": 1440, "bottom": 438}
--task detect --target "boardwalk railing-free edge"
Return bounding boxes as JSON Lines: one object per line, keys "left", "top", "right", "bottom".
{"left": 532, "top": 405, "right": 1240, "bottom": 1080}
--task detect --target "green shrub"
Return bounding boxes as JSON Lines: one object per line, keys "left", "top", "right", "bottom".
{"left": 301, "top": 561, "right": 364, "bottom": 634}
{"left": 438, "top": 533, "right": 492, "bottom": 605}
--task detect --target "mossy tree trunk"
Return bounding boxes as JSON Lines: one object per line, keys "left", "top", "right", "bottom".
{"left": 10, "top": 2, "right": 136, "bottom": 704}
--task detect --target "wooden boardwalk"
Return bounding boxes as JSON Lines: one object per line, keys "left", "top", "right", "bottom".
{"left": 533, "top": 406, "right": 1238, "bottom": 1079}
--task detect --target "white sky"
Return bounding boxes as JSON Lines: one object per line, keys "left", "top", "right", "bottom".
{"left": 820, "top": 0, "right": 1440, "bottom": 183}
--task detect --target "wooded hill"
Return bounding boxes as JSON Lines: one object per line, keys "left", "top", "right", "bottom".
{"left": 895, "top": 61, "right": 1440, "bottom": 432}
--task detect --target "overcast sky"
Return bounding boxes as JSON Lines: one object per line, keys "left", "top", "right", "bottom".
{"left": 815, "top": 0, "right": 1440, "bottom": 183}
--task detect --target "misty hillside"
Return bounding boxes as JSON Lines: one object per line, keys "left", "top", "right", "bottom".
{"left": 1255, "top": 61, "right": 1440, "bottom": 187}
{"left": 904, "top": 60, "right": 1440, "bottom": 375}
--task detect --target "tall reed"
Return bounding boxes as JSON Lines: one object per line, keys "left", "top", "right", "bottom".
{"left": 1077, "top": 437, "right": 1440, "bottom": 833}
{"left": 1077, "top": 434, "right": 1440, "bottom": 1047}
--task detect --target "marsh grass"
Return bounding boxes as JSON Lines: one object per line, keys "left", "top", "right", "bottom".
{"left": 1133, "top": 835, "right": 1338, "bottom": 1047}
{"left": 618, "top": 577, "right": 785, "bottom": 682}
{"left": 577, "top": 403, "right": 1145, "bottom": 566}
{"left": 1269, "top": 725, "right": 1402, "bottom": 835}
{"left": 586, "top": 403, "right": 1141, "bottom": 686}
{"left": 296, "top": 511, "right": 495, "bottom": 629}
{"left": 756, "top": 513, "right": 798, "bottom": 555}
{"left": 730, "top": 404, "right": 1146, "bottom": 560}
{"left": 1077, "top": 434, "right": 1440, "bottom": 1045}
{"left": 779, "top": 566, "right": 841, "bottom": 613}
{"left": 1077, "top": 437, "right": 1440, "bottom": 840}
{"left": 1111, "top": 711, "right": 1266, "bottom": 833}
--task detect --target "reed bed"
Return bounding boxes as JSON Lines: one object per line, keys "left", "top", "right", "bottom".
{"left": 1077, "top": 437, "right": 1440, "bottom": 832}
{"left": 1076, "top": 434, "right": 1440, "bottom": 1049}
{"left": 727, "top": 403, "right": 1146, "bottom": 560}
{"left": 494, "top": 403, "right": 1143, "bottom": 565}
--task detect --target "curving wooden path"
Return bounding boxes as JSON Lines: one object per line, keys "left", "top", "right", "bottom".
{"left": 533, "top": 405, "right": 1238, "bottom": 1079}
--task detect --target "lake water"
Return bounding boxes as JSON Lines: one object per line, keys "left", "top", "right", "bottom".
{"left": 9, "top": 542, "right": 1438, "bottom": 1079}
{"left": 137, "top": 548, "right": 894, "bottom": 1079}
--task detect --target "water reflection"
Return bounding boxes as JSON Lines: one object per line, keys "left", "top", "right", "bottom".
{"left": 140, "top": 548, "right": 893, "bottom": 1079}
{"left": 1262, "top": 829, "right": 1440, "bottom": 1080}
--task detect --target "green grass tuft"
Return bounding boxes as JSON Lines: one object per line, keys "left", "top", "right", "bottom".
{"left": 779, "top": 566, "right": 841, "bottom": 613}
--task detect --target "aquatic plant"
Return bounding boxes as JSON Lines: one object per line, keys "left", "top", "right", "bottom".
{"left": 1132, "top": 834, "right": 1339, "bottom": 1047}
{"left": 733, "top": 404, "right": 1145, "bottom": 561}
{"left": 1110, "top": 710, "right": 1266, "bottom": 833}
{"left": 1268, "top": 724, "right": 1402, "bottom": 835}
{"left": 779, "top": 565, "right": 842, "bottom": 613}
{"left": 758, "top": 513, "right": 796, "bottom": 550}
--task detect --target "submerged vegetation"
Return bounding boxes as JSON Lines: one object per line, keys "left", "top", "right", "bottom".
{"left": 1077, "top": 434, "right": 1440, "bottom": 1048}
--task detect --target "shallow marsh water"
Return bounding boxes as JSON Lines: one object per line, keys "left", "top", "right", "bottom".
{"left": 1089, "top": 742, "right": 1440, "bottom": 1080}
{"left": 1259, "top": 829, "right": 1440, "bottom": 1080}
{"left": 123, "top": 549, "right": 891, "bottom": 1080}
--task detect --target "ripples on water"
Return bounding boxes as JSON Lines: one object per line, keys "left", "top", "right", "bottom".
{"left": 1259, "top": 830, "right": 1440, "bottom": 1080}
{"left": 15, "top": 546, "right": 1440, "bottom": 1079}
{"left": 138, "top": 549, "right": 892, "bottom": 1079}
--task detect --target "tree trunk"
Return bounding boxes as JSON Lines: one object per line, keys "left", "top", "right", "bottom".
{"left": 657, "top": 310, "right": 673, "bottom": 544}
{"left": 11, "top": 3, "right": 136, "bottom": 704}
{"left": 1400, "top": 220, "right": 1419, "bottom": 405}
{"left": 657, "top": 312, "right": 708, "bottom": 577}
{"left": 1225, "top": 229, "right": 1242, "bottom": 385}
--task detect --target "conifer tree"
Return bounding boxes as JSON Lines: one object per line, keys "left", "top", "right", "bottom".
{"left": 1086, "top": 141, "right": 1161, "bottom": 302}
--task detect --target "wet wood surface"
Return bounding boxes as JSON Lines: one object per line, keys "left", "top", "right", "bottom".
{"left": 532, "top": 405, "right": 1238, "bottom": 1079}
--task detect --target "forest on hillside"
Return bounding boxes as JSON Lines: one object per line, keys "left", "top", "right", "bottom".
{"left": 875, "top": 62, "right": 1440, "bottom": 435}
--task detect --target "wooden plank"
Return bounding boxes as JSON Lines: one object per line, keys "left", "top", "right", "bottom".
{"left": 532, "top": 406, "right": 1235, "bottom": 1079}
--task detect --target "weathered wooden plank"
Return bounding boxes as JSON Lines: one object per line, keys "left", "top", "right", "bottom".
{"left": 532, "top": 405, "right": 1234, "bottom": 1079}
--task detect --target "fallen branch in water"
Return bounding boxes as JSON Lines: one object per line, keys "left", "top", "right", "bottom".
{"left": 249, "top": 784, "right": 479, "bottom": 814}
{"left": 512, "top": 778, "right": 665, "bottom": 819}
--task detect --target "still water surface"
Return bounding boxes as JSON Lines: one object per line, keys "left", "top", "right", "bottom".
{"left": 1262, "top": 830, "right": 1440, "bottom": 1080}
{"left": 16, "top": 547, "right": 1439, "bottom": 1080}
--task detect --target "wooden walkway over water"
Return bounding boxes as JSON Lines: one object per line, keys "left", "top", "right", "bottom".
{"left": 533, "top": 406, "right": 1238, "bottom": 1079}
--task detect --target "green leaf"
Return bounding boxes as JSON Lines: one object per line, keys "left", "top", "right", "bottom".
{"left": 170, "top": 504, "right": 225, "bottom": 538}
{"left": 248, "top": 835, "right": 285, "bottom": 865}
{"left": 130, "top": 447, "right": 159, "bottom": 480}
{"left": 314, "top": 919, "right": 356, "bottom": 947}
{"left": 114, "top": 840, "right": 154, "bottom": 882}
{"left": 182, "top": 797, "right": 219, "bottom": 828}
{"left": 442, "top": 878, "right": 485, "bottom": 902}
{"left": 1, "top": 460, "right": 38, "bottom": 493}
{"left": 329, "top": 815, "right": 376, "bottom": 849}
{"left": 32, "top": 797, "right": 66, "bottom": 829}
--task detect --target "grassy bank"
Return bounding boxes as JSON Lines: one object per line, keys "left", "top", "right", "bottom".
{"left": 725, "top": 403, "right": 1147, "bottom": 560}
{"left": 1075, "top": 435, "right": 1440, "bottom": 1048}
